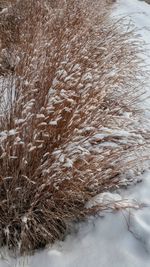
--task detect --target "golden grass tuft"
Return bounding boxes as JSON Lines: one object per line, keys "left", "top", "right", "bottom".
{"left": 0, "top": 0, "right": 149, "bottom": 254}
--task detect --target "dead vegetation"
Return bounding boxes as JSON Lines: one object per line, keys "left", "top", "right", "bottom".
{"left": 0, "top": 0, "right": 149, "bottom": 255}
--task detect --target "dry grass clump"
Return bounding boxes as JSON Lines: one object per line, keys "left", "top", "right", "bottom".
{"left": 0, "top": 0, "right": 149, "bottom": 254}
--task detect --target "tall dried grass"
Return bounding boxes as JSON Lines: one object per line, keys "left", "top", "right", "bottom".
{"left": 0, "top": 0, "right": 149, "bottom": 254}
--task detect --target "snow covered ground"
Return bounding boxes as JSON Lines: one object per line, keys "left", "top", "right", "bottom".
{"left": 1, "top": 0, "right": 150, "bottom": 266}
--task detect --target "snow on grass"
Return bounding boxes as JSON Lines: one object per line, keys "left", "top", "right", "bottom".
{"left": 113, "top": 0, "right": 150, "bottom": 119}
{"left": 1, "top": 0, "right": 150, "bottom": 266}
{"left": 1, "top": 171, "right": 150, "bottom": 267}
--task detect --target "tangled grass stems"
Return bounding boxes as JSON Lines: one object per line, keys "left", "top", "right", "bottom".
{"left": 0, "top": 0, "right": 150, "bottom": 254}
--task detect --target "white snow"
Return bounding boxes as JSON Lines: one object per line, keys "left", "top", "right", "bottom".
{"left": 1, "top": 171, "right": 150, "bottom": 267}
{"left": 36, "top": 114, "right": 45, "bottom": 119}
{"left": 1, "top": 0, "right": 150, "bottom": 267}
{"left": 49, "top": 121, "right": 58, "bottom": 126}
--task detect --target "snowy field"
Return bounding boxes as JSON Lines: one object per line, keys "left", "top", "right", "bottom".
{"left": 1, "top": 0, "right": 150, "bottom": 266}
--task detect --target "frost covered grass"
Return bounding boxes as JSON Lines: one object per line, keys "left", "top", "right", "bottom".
{"left": 0, "top": 0, "right": 150, "bottom": 255}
